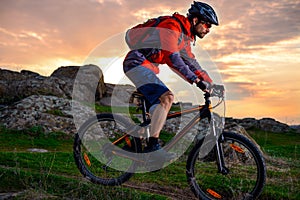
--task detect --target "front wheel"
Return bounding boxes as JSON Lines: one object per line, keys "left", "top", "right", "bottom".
{"left": 186, "top": 131, "right": 266, "bottom": 200}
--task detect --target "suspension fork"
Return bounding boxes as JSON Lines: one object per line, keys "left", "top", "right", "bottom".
{"left": 215, "top": 135, "right": 229, "bottom": 175}
{"left": 209, "top": 112, "right": 229, "bottom": 175}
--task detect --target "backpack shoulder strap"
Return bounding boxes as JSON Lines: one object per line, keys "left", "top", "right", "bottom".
{"left": 171, "top": 16, "right": 189, "bottom": 45}
{"left": 171, "top": 16, "right": 188, "bottom": 35}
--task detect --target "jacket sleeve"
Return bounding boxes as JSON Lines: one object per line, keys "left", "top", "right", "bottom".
{"left": 180, "top": 46, "right": 213, "bottom": 83}
{"left": 158, "top": 20, "right": 198, "bottom": 83}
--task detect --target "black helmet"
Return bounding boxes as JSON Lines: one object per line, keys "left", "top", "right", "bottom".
{"left": 188, "top": 1, "right": 219, "bottom": 25}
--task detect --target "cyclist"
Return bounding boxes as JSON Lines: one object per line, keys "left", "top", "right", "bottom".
{"left": 123, "top": 1, "right": 219, "bottom": 160}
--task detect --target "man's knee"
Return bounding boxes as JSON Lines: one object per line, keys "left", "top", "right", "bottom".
{"left": 160, "top": 91, "right": 174, "bottom": 106}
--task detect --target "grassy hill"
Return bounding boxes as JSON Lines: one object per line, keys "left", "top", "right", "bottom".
{"left": 0, "top": 126, "right": 299, "bottom": 199}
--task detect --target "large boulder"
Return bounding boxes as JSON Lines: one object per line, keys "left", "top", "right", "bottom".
{"left": 0, "top": 65, "right": 106, "bottom": 105}
{"left": 51, "top": 65, "right": 106, "bottom": 100}
{"left": 100, "top": 83, "right": 136, "bottom": 106}
{"left": 258, "top": 118, "right": 290, "bottom": 133}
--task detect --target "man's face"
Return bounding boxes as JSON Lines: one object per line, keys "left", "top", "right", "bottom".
{"left": 193, "top": 18, "right": 211, "bottom": 39}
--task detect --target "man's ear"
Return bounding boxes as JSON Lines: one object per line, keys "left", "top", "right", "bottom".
{"left": 193, "top": 17, "right": 199, "bottom": 26}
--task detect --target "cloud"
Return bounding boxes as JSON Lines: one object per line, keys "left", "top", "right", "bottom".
{"left": 0, "top": 0, "right": 299, "bottom": 123}
{"left": 206, "top": 0, "right": 300, "bottom": 57}
{"left": 1, "top": 0, "right": 298, "bottom": 63}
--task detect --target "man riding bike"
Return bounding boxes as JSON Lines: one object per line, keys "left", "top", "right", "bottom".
{"left": 123, "top": 1, "right": 219, "bottom": 160}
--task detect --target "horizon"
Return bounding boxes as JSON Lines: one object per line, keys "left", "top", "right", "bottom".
{"left": 1, "top": 0, "right": 299, "bottom": 125}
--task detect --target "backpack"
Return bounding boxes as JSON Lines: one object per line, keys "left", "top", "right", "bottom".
{"left": 125, "top": 16, "right": 187, "bottom": 50}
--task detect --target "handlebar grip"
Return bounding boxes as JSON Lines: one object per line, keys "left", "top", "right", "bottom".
{"left": 196, "top": 81, "right": 210, "bottom": 91}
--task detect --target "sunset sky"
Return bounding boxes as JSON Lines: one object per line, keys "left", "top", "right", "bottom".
{"left": 1, "top": 0, "right": 299, "bottom": 124}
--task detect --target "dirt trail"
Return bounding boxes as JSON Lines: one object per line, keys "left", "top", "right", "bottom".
{"left": 124, "top": 181, "right": 197, "bottom": 200}
{"left": 0, "top": 164, "right": 196, "bottom": 200}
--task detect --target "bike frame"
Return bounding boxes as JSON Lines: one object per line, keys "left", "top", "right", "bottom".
{"left": 164, "top": 102, "right": 211, "bottom": 152}
{"left": 112, "top": 91, "right": 228, "bottom": 174}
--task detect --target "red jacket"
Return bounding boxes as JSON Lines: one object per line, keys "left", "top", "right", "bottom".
{"left": 124, "top": 13, "right": 212, "bottom": 84}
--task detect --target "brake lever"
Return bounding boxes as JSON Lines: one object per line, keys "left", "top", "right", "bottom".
{"left": 211, "top": 84, "right": 225, "bottom": 98}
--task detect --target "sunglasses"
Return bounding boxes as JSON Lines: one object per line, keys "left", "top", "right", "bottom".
{"left": 201, "top": 21, "right": 212, "bottom": 29}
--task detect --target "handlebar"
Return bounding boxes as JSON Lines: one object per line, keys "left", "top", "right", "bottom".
{"left": 202, "top": 84, "right": 225, "bottom": 109}
{"left": 210, "top": 84, "right": 225, "bottom": 98}
{"left": 196, "top": 81, "right": 225, "bottom": 99}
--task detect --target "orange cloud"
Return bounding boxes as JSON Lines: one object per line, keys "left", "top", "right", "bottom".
{"left": 0, "top": 0, "right": 299, "bottom": 124}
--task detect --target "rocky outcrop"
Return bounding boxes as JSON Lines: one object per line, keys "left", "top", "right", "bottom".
{"left": 259, "top": 118, "right": 291, "bottom": 133}
{"left": 100, "top": 83, "right": 136, "bottom": 106}
{"left": 291, "top": 125, "right": 300, "bottom": 133}
{"left": 225, "top": 117, "right": 291, "bottom": 133}
{"left": 0, "top": 65, "right": 106, "bottom": 105}
{"left": 0, "top": 67, "right": 297, "bottom": 135}
{"left": 0, "top": 66, "right": 142, "bottom": 134}
{"left": 0, "top": 95, "right": 76, "bottom": 134}
{"left": 0, "top": 93, "right": 295, "bottom": 135}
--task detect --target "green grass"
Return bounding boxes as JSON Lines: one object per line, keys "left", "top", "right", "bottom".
{"left": 94, "top": 104, "right": 140, "bottom": 114}
{"left": 248, "top": 128, "right": 300, "bottom": 199}
{"left": 0, "top": 167, "right": 167, "bottom": 200}
{"left": 0, "top": 126, "right": 299, "bottom": 199}
{"left": 0, "top": 126, "right": 72, "bottom": 152}
{"left": 248, "top": 128, "right": 299, "bottom": 159}
{"left": 0, "top": 126, "right": 169, "bottom": 199}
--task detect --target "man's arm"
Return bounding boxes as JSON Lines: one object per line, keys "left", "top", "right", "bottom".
{"left": 158, "top": 20, "right": 198, "bottom": 83}
{"left": 180, "top": 48, "right": 213, "bottom": 84}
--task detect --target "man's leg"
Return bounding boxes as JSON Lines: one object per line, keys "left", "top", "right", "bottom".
{"left": 150, "top": 91, "right": 174, "bottom": 138}
{"left": 146, "top": 90, "right": 177, "bottom": 166}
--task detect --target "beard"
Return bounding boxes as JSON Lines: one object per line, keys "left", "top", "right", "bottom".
{"left": 196, "top": 32, "right": 205, "bottom": 39}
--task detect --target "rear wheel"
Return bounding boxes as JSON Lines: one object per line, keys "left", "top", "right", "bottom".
{"left": 73, "top": 113, "right": 138, "bottom": 186}
{"left": 186, "top": 131, "right": 266, "bottom": 199}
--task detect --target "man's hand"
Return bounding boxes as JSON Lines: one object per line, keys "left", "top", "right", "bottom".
{"left": 196, "top": 79, "right": 212, "bottom": 92}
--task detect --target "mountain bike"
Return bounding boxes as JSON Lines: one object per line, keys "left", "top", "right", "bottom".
{"left": 73, "top": 84, "right": 266, "bottom": 200}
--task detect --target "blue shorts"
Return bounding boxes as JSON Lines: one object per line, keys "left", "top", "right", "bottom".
{"left": 124, "top": 66, "right": 169, "bottom": 106}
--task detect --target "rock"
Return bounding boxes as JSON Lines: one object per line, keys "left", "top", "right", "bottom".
{"left": 0, "top": 67, "right": 295, "bottom": 136}
{"left": 225, "top": 117, "right": 258, "bottom": 129}
{"left": 224, "top": 122, "right": 262, "bottom": 148}
{"left": 27, "top": 148, "right": 48, "bottom": 153}
{"left": 239, "top": 118, "right": 259, "bottom": 129}
{"left": 20, "top": 70, "right": 41, "bottom": 78}
{"left": 226, "top": 117, "right": 291, "bottom": 133}
{"left": 0, "top": 66, "right": 133, "bottom": 134}
{"left": 72, "top": 65, "right": 107, "bottom": 103}
{"left": 51, "top": 66, "right": 81, "bottom": 80}
{"left": 0, "top": 95, "right": 77, "bottom": 134}
{"left": 0, "top": 65, "right": 106, "bottom": 104}
{"left": 290, "top": 125, "right": 300, "bottom": 133}
{"left": 259, "top": 118, "right": 290, "bottom": 133}
{"left": 100, "top": 83, "right": 135, "bottom": 106}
